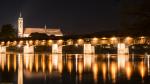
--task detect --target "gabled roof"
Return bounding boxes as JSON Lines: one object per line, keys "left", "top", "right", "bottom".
{"left": 24, "top": 28, "right": 63, "bottom": 36}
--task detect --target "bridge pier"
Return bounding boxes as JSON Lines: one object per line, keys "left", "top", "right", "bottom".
{"left": 23, "top": 45, "right": 34, "bottom": 54}
{"left": 23, "top": 41, "right": 34, "bottom": 54}
{"left": 58, "top": 46, "right": 62, "bottom": 54}
{"left": 117, "top": 43, "right": 129, "bottom": 54}
{"left": 84, "top": 44, "right": 95, "bottom": 54}
{"left": 0, "top": 46, "right": 6, "bottom": 53}
{"left": 52, "top": 44, "right": 62, "bottom": 54}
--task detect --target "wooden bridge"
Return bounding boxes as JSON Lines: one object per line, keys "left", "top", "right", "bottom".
{"left": 0, "top": 36, "right": 149, "bottom": 54}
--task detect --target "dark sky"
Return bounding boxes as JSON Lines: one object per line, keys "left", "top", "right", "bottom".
{"left": 0, "top": 0, "right": 120, "bottom": 34}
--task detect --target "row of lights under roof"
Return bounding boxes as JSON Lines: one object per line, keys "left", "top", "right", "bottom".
{"left": 0, "top": 36, "right": 147, "bottom": 45}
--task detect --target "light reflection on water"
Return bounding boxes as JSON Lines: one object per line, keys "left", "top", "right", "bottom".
{"left": 0, "top": 53, "right": 150, "bottom": 84}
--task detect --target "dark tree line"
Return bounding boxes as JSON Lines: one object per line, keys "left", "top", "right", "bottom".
{"left": 0, "top": 24, "right": 17, "bottom": 39}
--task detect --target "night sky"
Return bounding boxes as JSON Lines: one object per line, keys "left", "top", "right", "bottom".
{"left": 0, "top": 0, "right": 120, "bottom": 34}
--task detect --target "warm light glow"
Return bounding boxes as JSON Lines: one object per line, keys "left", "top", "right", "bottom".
{"left": 67, "top": 39, "right": 73, "bottom": 45}
{"left": 139, "top": 36, "right": 146, "bottom": 44}
{"left": 77, "top": 39, "right": 84, "bottom": 45}
{"left": 138, "top": 62, "right": 146, "bottom": 79}
{"left": 118, "top": 54, "right": 129, "bottom": 70}
{"left": 140, "top": 36, "right": 145, "bottom": 39}
{"left": 18, "top": 54, "right": 23, "bottom": 84}
{"left": 100, "top": 37, "right": 108, "bottom": 44}
{"left": 41, "top": 54, "right": 45, "bottom": 72}
{"left": 110, "top": 37, "right": 118, "bottom": 44}
{"left": 0, "top": 54, "right": 1, "bottom": 67}
{"left": 93, "top": 63, "right": 98, "bottom": 83}
{"left": 29, "top": 60, "right": 33, "bottom": 72}
{"left": 52, "top": 44, "right": 59, "bottom": 54}
{"left": 118, "top": 43, "right": 128, "bottom": 54}
{"left": 124, "top": 37, "right": 133, "bottom": 45}
{"left": 24, "top": 54, "right": 34, "bottom": 72}
{"left": 75, "top": 43, "right": 78, "bottom": 47}
{"left": 19, "top": 40, "right": 23, "bottom": 45}
{"left": 35, "top": 40, "right": 39, "bottom": 46}
{"left": 24, "top": 54, "right": 29, "bottom": 69}
{"left": 75, "top": 54, "right": 78, "bottom": 72}
{"left": 58, "top": 54, "right": 63, "bottom": 73}
{"left": 48, "top": 55, "right": 52, "bottom": 73}
{"left": 58, "top": 63, "right": 63, "bottom": 73}
{"left": 51, "top": 54, "right": 62, "bottom": 73}
{"left": 7, "top": 54, "right": 10, "bottom": 71}
{"left": 84, "top": 44, "right": 93, "bottom": 54}
{"left": 67, "top": 61, "right": 73, "bottom": 73}
{"left": 1, "top": 54, "right": 6, "bottom": 71}
{"left": 29, "top": 40, "right": 33, "bottom": 46}
{"left": 6, "top": 41, "right": 10, "bottom": 46}
{"left": 14, "top": 54, "right": 16, "bottom": 72}
{"left": 12, "top": 41, "right": 17, "bottom": 46}
{"left": 84, "top": 54, "right": 92, "bottom": 70}
{"left": 35, "top": 54, "right": 39, "bottom": 72}
{"left": 101, "top": 37, "right": 107, "bottom": 40}
{"left": 91, "top": 37, "right": 99, "bottom": 45}
{"left": 18, "top": 44, "right": 21, "bottom": 48}
{"left": 41, "top": 40, "right": 46, "bottom": 45}
{"left": 57, "top": 39, "right": 63, "bottom": 45}
{"left": 48, "top": 40, "right": 53, "bottom": 46}
{"left": 126, "top": 62, "right": 132, "bottom": 80}
{"left": 110, "top": 62, "right": 117, "bottom": 83}
{"left": 102, "top": 63, "right": 107, "bottom": 81}
{"left": 78, "top": 62, "right": 83, "bottom": 80}
{"left": 1, "top": 41, "right": 5, "bottom": 46}
{"left": 110, "top": 37, "right": 117, "bottom": 40}
{"left": 52, "top": 54, "right": 58, "bottom": 69}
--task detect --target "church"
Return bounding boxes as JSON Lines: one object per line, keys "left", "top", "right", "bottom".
{"left": 18, "top": 13, "right": 63, "bottom": 37}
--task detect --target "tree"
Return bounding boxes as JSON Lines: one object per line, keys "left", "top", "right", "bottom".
{"left": 1, "top": 24, "right": 17, "bottom": 38}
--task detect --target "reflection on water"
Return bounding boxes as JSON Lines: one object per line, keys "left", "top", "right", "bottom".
{"left": 0, "top": 53, "right": 150, "bottom": 84}
{"left": 18, "top": 54, "right": 23, "bottom": 84}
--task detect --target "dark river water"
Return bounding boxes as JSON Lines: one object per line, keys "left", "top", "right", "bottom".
{"left": 0, "top": 53, "right": 150, "bottom": 84}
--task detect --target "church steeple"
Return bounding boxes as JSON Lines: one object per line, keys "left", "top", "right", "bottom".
{"left": 18, "top": 12, "right": 23, "bottom": 37}
{"left": 19, "top": 12, "right": 22, "bottom": 18}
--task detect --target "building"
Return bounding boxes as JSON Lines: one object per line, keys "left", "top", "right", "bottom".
{"left": 18, "top": 13, "right": 63, "bottom": 37}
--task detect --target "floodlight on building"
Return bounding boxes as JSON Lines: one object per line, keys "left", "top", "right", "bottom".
{"left": 77, "top": 39, "right": 84, "bottom": 45}
{"left": 101, "top": 37, "right": 107, "bottom": 40}
{"left": 92, "top": 37, "right": 99, "bottom": 45}
{"left": 67, "top": 39, "right": 73, "bottom": 45}
{"left": 57, "top": 39, "right": 63, "bottom": 45}
{"left": 124, "top": 37, "right": 133, "bottom": 45}
{"left": 48, "top": 40, "right": 53, "bottom": 46}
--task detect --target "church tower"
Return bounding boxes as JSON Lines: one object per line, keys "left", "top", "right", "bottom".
{"left": 18, "top": 12, "right": 23, "bottom": 37}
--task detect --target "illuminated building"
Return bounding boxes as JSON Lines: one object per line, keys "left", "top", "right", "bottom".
{"left": 18, "top": 13, "right": 63, "bottom": 37}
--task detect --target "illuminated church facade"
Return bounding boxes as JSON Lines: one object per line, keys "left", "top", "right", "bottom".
{"left": 18, "top": 13, "right": 63, "bottom": 37}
